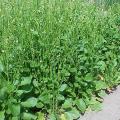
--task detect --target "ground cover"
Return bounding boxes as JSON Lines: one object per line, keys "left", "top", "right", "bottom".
{"left": 0, "top": 0, "right": 120, "bottom": 119}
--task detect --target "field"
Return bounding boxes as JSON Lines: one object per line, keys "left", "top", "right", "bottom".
{"left": 0, "top": 0, "right": 120, "bottom": 120}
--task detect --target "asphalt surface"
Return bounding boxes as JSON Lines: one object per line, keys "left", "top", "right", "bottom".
{"left": 80, "top": 86, "right": 120, "bottom": 120}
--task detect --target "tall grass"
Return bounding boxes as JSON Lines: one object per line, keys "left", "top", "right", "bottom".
{"left": 0, "top": 0, "right": 120, "bottom": 119}
{"left": 90, "top": 0, "right": 120, "bottom": 8}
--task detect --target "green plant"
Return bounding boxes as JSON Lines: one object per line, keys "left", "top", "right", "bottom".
{"left": 0, "top": 0, "right": 120, "bottom": 119}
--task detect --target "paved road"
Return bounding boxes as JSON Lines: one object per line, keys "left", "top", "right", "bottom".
{"left": 80, "top": 86, "right": 120, "bottom": 120}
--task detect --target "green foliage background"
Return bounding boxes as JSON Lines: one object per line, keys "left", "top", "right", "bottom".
{"left": 0, "top": 0, "right": 120, "bottom": 119}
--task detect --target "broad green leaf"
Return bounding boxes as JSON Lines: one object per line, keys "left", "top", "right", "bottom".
{"left": 21, "top": 97, "right": 37, "bottom": 108}
{"left": 0, "top": 87, "right": 7, "bottom": 100}
{"left": 86, "top": 89, "right": 93, "bottom": 96}
{"left": 33, "top": 79, "right": 39, "bottom": 87}
{"left": 36, "top": 101, "right": 44, "bottom": 108}
{"left": 97, "top": 61, "right": 106, "bottom": 71}
{"left": 57, "top": 94, "right": 65, "bottom": 101}
{"left": 22, "top": 112, "right": 37, "bottom": 120}
{"left": 18, "top": 85, "right": 33, "bottom": 94}
{"left": 48, "top": 113, "right": 56, "bottom": 120}
{"left": 59, "top": 84, "right": 67, "bottom": 92}
{"left": 6, "top": 107, "right": 11, "bottom": 115}
{"left": 75, "top": 99, "right": 86, "bottom": 113}
{"left": 13, "top": 80, "right": 19, "bottom": 86}
{"left": 8, "top": 97, "right": 17, "bottom": 103}
{"left": 59, "top": 114, "right": 67, "bottom": 120}
{"left": 98, "top": 90, "right": 107, "bottom": 98}
{"left": 37, "top": 112, "right": 45, "bottom": 120}
{"left": 74, "top": 82, "right": 79, "bottom": 87}
{"left": 39, "top": 94, "right": 51, "bottom": 104}
{"left": 9, "top": 104, "right": 20, "bottom": 116}
{"left": 16, "top": 90, "right": 24, "bottom": 96}
{"left": 16, "top": 85, "right": 33, "bottom": 96}
{"left": 12, "top": 117, "right": 18, "bottom": 120}
{"left": 62, "top": 99, "right": 73, "bottom": 109}
{"left": 70, "top": 68, "right": 77, "bottom": 73}
{"left": 90, "top": 101, "right": 102, "bottom": 111}
{"left": 0, "top": 111, "right": 5, "bottom": 120}
{"left": 20, "top": 76, "right": 32, "bottom": 86}
{"left": 65, "top": 108, "right": 80, "bottom": 120}
{"left": 95, "top": 81, "right": 107, "bottom": 91}
{"left": 84, "top": 73, "right": 93, "bottom": 82}
{"left": 89, "top": 97, "right": 102, "bottom": 111}
{"left": 84, "top": 96, "right": 90, "bottom": 106}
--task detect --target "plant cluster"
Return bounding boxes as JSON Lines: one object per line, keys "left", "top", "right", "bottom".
{"left": 0, "top": 0, "right": 120, "bottom": 120}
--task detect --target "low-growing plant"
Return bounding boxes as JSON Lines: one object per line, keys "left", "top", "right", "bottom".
{"left": 0, "top": 0, "right": 120, "bottom": 119}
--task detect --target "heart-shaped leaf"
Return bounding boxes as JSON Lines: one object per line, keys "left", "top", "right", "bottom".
{"left": 21, "top": 97, "right": 37, "bottom": 108}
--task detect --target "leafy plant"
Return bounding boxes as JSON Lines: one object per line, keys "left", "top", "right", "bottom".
{"left": 0, "top": 0, "right": 120, "bottom": 119}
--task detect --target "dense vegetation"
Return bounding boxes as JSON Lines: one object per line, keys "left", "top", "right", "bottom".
{"left": 93, "top": 0, "right": 120, "bottom": 8}
{"left": 0, "top": 0, "right": 120, "bottom": 119}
